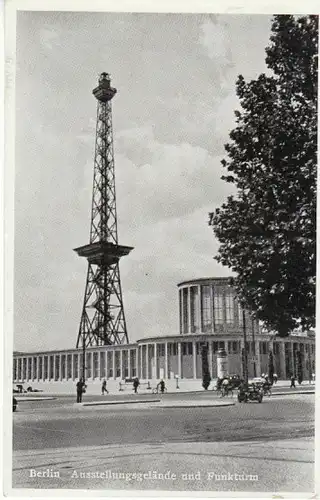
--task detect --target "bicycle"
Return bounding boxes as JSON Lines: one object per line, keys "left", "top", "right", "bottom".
{"left": 152, "top": 386, "right": 167, "bottom": 394}
{"left": 262, "top": 385, "right": 272, "bottom": 397}
{"left": 214, "top": 385, "right": 233, "bottom": 398}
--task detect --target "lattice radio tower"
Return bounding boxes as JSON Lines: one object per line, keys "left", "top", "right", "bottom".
{"left": 74, "top": 73, "right": 133, "bottom": 353}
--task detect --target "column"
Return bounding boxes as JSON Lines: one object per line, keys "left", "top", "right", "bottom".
{"left": 139, "top": 345, "right": 143, "bottom": 379}
{"left": 164, "top": 342, "right": 168, "bottom": 379}
{"left": 197, "top": 285, "right": 201, "bottom": 333}
{"left": 128, "top": 349, "right": 131, "bottom": 379}
{"left": 188, "top": 287, "right": 192, "bottom": 334}
{"left": 146, "top": 344, "right": 149, "bottom": 380}
{"left": 120, "top": 350, "right": 123, "bottom": 380}
{"left": 59, "top": 354, "right": 62, "bottom": 381}
{"left": 53, "top": 355, "right": 56, "bottom": 381}
{"left": 154, "top": 343, "right": 158, "bottom": 379}
{"left": 113, "top": 350, "right": 116, "bottom": 380}
{"left": 192, "top": 341, "right": 197, "bottom": 379}
{"left": 36, "top": 356, "right": 40, "bottom": 381}
{"left": 178, "top": 342, "right": 182, "bottom": 378}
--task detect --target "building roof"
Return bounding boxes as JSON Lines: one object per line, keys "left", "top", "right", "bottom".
{"left": 177, "top": 277, "right": 232, "bottom": 287}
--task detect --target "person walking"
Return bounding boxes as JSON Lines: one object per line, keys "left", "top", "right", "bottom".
{"left": 133, "top": 377, "right": 140, "bottom": 394}
{"left": 76, "top": 377, "right": 85, "bottom": 403}
{"left": 290, "top": 374, "right": 296, "bottom": 388}
{"left": 101, "top": 379, "right": 108, "bottom": 395}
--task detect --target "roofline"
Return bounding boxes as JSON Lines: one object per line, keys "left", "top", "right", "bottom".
{"left": 177, "top": 277, "right": 233, "bottom": 287}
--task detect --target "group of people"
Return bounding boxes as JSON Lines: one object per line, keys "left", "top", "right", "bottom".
{"left": 76, "top": 377, "right": 167, "bottom": 402}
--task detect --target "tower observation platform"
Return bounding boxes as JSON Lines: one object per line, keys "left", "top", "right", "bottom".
{"left": 75, "top": 73, "right": 133, "bottom": 351}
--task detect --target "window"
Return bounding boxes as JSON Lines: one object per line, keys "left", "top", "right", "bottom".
{"left": 61, "top": 355, "right": 66, "bottom": 379}
{"left": 225, "top": 292, "right": 234, "bottom": 324}
{"left": 93, "top": 352, "right": 99, "bottom": 378}
{"left": 39, "top": 357, "right": 43, "bottom": 379}
{"left": 67, "top": 354, "right": 72, "bottom": 379}
{"left": 86, "top": 353, "right": 92, "bottom": 378}
{"left": 100, "top": 352, "right": 105, "bottom": 378}
{"left": 158, "top": 344, "right": 165, "bottom": 356}
{"left": 213, "top": 291, "right": 224, "bottom": 325}
{"left": 44, "top": 356, "right": 49, "bottom": 379}
{"left": 27, "top": 358, "right": 32, "bottom": 380}
{"left": 55, "top": 355, "right": 60, "bottom": 380}
{"left": 183, "top": 288, "right": 189, "bottom": 333}
{"left": 190, "top": 287, "right": 199, "bottom": 333}
{"left": 213, "top": 342, "right": 218, "bottom": 354}
{"left": 73, "top": 354, "right": 78, "bottom": 379}
{"left": 202, "top": 285, "right": 212, "bottom": 332}
{"left": 172, "top": 344, "right": 178, "bottom": 356}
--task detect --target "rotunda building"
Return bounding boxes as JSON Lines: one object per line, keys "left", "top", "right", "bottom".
{"left": 12, "top": 277, "right": 315, "bottom": 392}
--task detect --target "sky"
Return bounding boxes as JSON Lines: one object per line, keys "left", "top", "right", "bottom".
{"left": 14, "top": 11, "right": 273, "bottom": 352}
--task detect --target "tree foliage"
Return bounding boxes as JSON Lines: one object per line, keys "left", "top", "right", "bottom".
{"left": 209, "top": 15, "right": 317, "bottom": 336}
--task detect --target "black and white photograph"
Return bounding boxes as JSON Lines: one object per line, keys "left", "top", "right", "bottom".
{"left": 3, "top": 0, "right": 318, "bottom": 496}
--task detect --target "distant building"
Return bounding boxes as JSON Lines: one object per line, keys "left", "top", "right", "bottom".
{"left": 13, "top": 277, "right": 315, "bottom": 387}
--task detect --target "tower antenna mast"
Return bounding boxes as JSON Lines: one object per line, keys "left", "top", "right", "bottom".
{"left": 74, "top": 73, "right": 133, "bottom": 379}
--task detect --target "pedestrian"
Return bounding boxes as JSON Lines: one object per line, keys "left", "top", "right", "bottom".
{"left": 157, "top": 379, "right": 166, "bottom": 394}
{"left": 290, "top": 374, "right": 296, "bottom": 388}
{"left": 273, "top": 373, "right": 278, "bottom": 384}
{"left": 133, "top": 377, "right": 140, "bottom": 394}
{"left": 76, "top": 377, "right": 85, "bottom": 403}
{"left": 101, "top": 379, "right": 108, "bottom": 395}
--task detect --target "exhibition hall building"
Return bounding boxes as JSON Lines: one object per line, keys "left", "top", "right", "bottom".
{"left": 13, "top": 277, "right": 315, "bottom": 392}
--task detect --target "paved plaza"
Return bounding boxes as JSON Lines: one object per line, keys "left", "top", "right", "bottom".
{"left": 11, "top": 391, "right": 315, "bottom": 493}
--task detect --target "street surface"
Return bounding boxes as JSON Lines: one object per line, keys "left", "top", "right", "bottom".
{"left": 11, "top": 391, "right": 315, "bottom": 492}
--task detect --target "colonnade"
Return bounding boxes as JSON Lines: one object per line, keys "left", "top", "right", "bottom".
{"left": 13, "top": 336, "right": 315, "bottom": 383}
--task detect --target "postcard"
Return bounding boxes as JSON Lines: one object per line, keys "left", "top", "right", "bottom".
{"left": 3, "top": 0, "right": 319, "bottom": 497}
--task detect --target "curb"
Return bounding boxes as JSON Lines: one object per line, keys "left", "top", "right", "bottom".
{"left": 14, "top": 396, "right": 56, "bottom": 401}
{"left": 80, "top": 399, "right": 161, "bottom": 407}
{"left": 160, "top": 401, "right": 236, "bottom": 408}
{"left": 271, "top": 390, "right": 315, "bottom": 396}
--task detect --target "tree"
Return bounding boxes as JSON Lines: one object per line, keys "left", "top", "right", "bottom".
{"left": 201, "top": 344, "right": 211, "bottom": 390}
{"left": 209, "top": 15, "right": 317, "bottom": 336}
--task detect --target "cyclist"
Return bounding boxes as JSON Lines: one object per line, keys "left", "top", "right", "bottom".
{"left": 221, "top": 377, "right": 230, "bottom": 396}
{"left": 157, "top": 379, "right": 166, "bottom": 394}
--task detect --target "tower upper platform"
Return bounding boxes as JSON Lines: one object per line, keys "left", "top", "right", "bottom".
{"left": 74, "top": 242, "right": 133, "bottom": 266}
{"left": 92, "top": 73, "right": 117, "bottom": 102}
